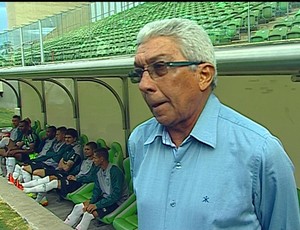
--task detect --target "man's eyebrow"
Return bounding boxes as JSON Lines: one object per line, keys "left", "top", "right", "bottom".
{"left": 134, "top": 55, "right": 170, "bottom": 67}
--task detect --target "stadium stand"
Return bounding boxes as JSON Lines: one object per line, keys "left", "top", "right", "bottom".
{"left": 1, "top": 2, "right": 300, "bottom": 68}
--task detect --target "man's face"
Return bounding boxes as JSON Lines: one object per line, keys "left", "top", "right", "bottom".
{"left": 18, "top": 122, "right": 29, "bottom": 133}
{"left": 135, "top": 36, "right": 213, "bottom": 129}
{"left": 11, "top": 118, "right": 20, "bottom": 128}
{"left": 83, "top": 145, "right": 94, "bottom": 158}
{"left": 55, "top": 130, "right": 65, "bottom": 142}
{"left": 93, "top": 153, "right": 103, "bottom": 167}
{"left": 46, "top": 128, "right": 56, "bottom": 139}
{"left": 64, "top": 135, "right": 76, "bottom": 145}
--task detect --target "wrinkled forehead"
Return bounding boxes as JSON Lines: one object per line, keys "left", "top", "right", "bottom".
{"left": 135, "top": 36, "right": 182, "bottom": 64}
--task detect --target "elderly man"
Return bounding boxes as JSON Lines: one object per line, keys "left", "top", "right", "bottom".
{"left": 127, "top": 18, "right": 300, "bottom": 230}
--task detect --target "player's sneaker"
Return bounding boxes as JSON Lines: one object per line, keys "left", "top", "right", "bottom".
{"left": 27, "top": 192, "right": 37, "bottom": 199}
{"left": 39, "top": 196, "right": 48, "bottom": 206}
{"left": 7, "top": 173, "right": 14, "bottom": 184}
{"left": 15, "top": 180, "right": 24, "bottom": 190}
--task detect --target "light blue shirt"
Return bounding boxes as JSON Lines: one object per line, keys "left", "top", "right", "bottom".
{"left": 128, "top": 93, "right": 300, "bottom": 230}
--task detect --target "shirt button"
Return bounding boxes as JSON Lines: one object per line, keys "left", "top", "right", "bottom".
{"left": 170, "top": 200, "right": 176, "bottom": 207}
{"left": 175, "top": 162, "right": 182, "bottom": 169}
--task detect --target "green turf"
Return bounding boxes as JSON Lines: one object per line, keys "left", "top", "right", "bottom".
{"left": 0, "top": 200, "right": 31, "bottom": 230}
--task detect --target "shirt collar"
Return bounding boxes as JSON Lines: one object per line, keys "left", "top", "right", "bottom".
{"left": 190, "top": 93, "right": 220, "bottom": 148}
{"left": 144, "top": 119, "right": 164, "bottom": 145}
{"left": 144, "top": 93, "right": 220, "bottom": 149}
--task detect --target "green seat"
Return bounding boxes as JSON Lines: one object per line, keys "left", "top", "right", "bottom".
{"left": 38, "top": 129, "right": 46, "bottom": 140}
{"left": 113, "top": 201, "right": 138, "bottom": 230}
{"left": 32, "top": 120, "right": 42, "bottom": 135}
{"left": 261, "top": 5, "right": 274, "bottom": 22}
{"left": 273, "top": 22, "right": 291, "bottom": 30}
{"left": 277, "top": 2, "right": 289, "bottom": 15}
{"left": 286, "top": 25, "right": 300, "bottom": 39}
{"left": 96, "top": 138, "right": 108, "bottom": 149}
{"left": 79, "top": 134, "right": 89, "bottom": 146}
{"left": 66, "top": 182, "right": 95, "bottom": 204}
{"left": 225, "top": 23, "right": 238, "bottom": 38}
{"left": 268, "top": 27, "right": 287, "bottom": 41}
{"left": 250, "top": 29, "right": 269, "bottom": 42}
{"left": 243, "top": 14, "right": 258, "bottom": 29}
{"left": 109, "top": 142, "right": 124, "bottom": 170}
{"left": 100, "top": 157, "right": 136, "bottom": 224}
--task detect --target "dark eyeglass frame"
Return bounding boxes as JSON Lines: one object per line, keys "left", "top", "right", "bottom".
{"left": 128, "top": 61, "right": 204, "bottom": 83}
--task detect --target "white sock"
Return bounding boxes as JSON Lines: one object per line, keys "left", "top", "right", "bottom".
{"left": 75, "top": 212, "right": 94, "bottom": 230}
{"left": 17, "top": 173, "right": 23, "bottom": 182}
{"left": 32, "top": 175, "right": 41, "bottom": 182}
{"left": 64, "top": 203, "right": 84, "bottom": 227}
{"left": 21, "top": 169, "right": 32, "bottom": 183}
{"left": 0, "top": 137, "right": 9, "bottom": 148}
{"left": 12, "top": 164, "right": 22, "bottom": 180}
{"left": 23, "top": 180, "right": 58, "bottom": 193}
{"left": 22, "top": 175, "right": 49, "bottom": 187}
{"left": 6, "top": 157, "right": 16, "bottom": 175}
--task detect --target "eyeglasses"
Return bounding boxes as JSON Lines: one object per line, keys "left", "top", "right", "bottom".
{"left": 128, "top": 61, "right": 204, "bottom": 83}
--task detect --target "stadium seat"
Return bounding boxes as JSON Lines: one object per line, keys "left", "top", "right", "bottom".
{"left": 261, "top": 5, "right": 275, "bottom": 23}
{"left": 286, "top": 25, "right": 300, "bottom": 39}
{"left": 113, "top": 201, "right": 138, "bottom": 230}
{"left": 38, "top": 129, "right": 47, "bottom": 140}
{"left": 79, "top": 133, "right": 89, "bottom": 146}
{"left": 32, "top": 120, "right": 42, "bottom": 135}
{"left": 109, "top": 142, "right": 124, "bottom": 170}
{"left": 295, "top": 10, "right": 300, "bottom": 21}
{"left": 96, "top": 138, "right": 108, "bottom": 149}
{"left": 277, "top": 2, "right": 290, "bottom": 16}
{"left": 225, "top": 22, "right": 239, "bottom": 38}
{"left": 273, "top": 22, "right": 291, "bottom": 30}
{"left": 243, "top": 14, "right": 258, "bottom": 30}
{"left": 291, "top": 21, "right": 300, "bottom": 28}
{"left": 250, "top": 29, "right": 269, "bottom": 42}
{"left": 66, "top": 182, "right": 95, "bottom": 204}
{"left": 268, "top": 27, "right": 287, "bottom": 41}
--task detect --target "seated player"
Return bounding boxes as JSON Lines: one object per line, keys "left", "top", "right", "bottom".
{"left": 0, "top": 119, "right": 39, "bottom": 179}
{"left": 22, "top": 141, "right": 99, "bottom": 200}
{"left": 63, "top": 147, "right": 129, "bottom": 230}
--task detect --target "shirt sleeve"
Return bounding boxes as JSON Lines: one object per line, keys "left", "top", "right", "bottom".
{"left": 90, "top": 172, "right": 102, "bottom": 204}
{"left": 76, "top": 164, "right": 99, "bottom": 183}
{"left": 253, "top": 135, "right": 300, "bottom": 229}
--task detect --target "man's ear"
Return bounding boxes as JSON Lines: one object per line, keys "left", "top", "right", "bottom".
{"left": 198, "top": 64, "right": 215, "bottom": 91}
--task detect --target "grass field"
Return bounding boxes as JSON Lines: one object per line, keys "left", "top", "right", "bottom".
{"left": 0, "top": 108, "right": 14, "bottom": 128}
{"left": 0, "top": 199, "right": 31, "bottom": 230}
